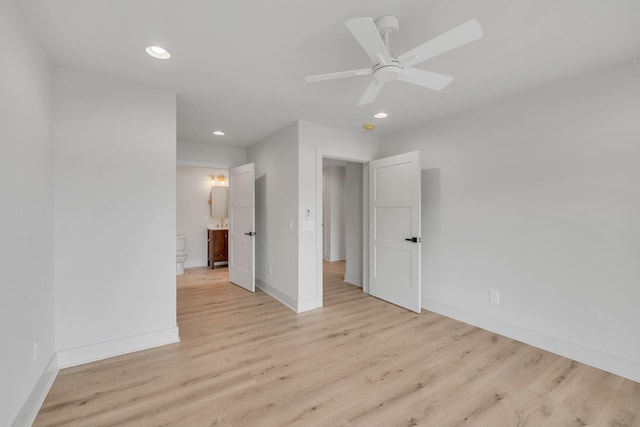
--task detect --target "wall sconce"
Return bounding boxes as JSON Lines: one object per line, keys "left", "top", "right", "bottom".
{"left": 210, "top": 174, "right": 228, "bottom": 187}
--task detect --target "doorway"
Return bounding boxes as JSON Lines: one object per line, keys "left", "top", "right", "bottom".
{"left": 320, "top": 156, "right": 367, "bottom": 305}
{"left": 176, "top": 166, "right": 230, "bottom": 287}
{"left": 176, "top": 162, "right": 256, "bottom": 293}
{"left": 316, "top": 150, "right": 422, "bottom": 313}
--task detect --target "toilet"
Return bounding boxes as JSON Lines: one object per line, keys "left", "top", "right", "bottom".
{"left": 176, "top": 235, "right": 188, "bottom": 275}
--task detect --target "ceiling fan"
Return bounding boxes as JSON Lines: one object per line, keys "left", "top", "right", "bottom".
{"left": 305, "top": 16, "right": 483, "bottom": 106}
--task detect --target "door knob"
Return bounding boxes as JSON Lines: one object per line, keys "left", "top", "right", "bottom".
{"left": 244, "top": 231, "right": 256, "bottom": 236}
{"left": 405, "top": 237, "right": 421, "bottom": 243}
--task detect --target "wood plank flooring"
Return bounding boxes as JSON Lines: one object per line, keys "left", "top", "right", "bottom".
{"left": 35, "top": 262, "right": 640, "bottom": 426}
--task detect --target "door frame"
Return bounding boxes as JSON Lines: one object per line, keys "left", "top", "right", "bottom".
{"left": 315, "top": 148, "right": 375, "bottom": 305}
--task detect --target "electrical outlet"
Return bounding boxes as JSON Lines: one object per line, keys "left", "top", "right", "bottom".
{"left": 33, "top": 341, "right": 39, "bottom": 361}
{"left": 489, "top": 289, "right": 500, "bottom": 305}
{"left": 269, "top": 265, "right": 273, "bottom": 274}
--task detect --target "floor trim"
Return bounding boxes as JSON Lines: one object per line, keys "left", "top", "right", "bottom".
{"left": 12, "top": 354, "right": 58, "bottom": 427}
{"left": 344, "top": 274, "right": 362, "bottom": 287}
{"left": 297, "top": 297, "right": 322, "bottom": 313}
{"left": 56, "top": 327, "right": 180, "bottom": 369}
{"left": 255, "top": 279, "right": 323, "bottom": 313}
{"left": 423, "top": 297, "right": 640, "bottom": 383}
{"left": 256, "top": 279, "right": 298, "bottom": 313}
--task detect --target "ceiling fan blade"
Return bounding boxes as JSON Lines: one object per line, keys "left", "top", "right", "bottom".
{"left": 397, "top": 68, "right": 454, "bottom": 91}
{"left": 345, "top": 17, "right": 392, "bottom": 65}
{"left": 358, "top": 79, "right": 384, "bottom": 106}
{"left": 398, "top": 19, "right": 483, "bottom": 68}
{"left": 305, "top": 68, "right": 372, "bottom": 83}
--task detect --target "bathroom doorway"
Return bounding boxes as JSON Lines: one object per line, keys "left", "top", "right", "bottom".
{"left": 176, "top": 166, "right": 230, "bottom": 287}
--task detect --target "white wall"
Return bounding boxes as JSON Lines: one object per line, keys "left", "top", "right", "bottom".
{"left": 248, "top": 123, "right": 300, "bottom": 309}
{"left": 53, "top": 69, "right": 179, "bottom": 368}
{"left": 345, "top": 162, "right": 364, "bottom": 286}
{"left": 322, "top": 168, "right": 330, "bottom": 260}
{"left": 299, "top": 121, "right": 379, "bottom": 311}
{"left": 177, "top": 140, "right": 247, "bottom": 169}
{"left": 176, "top": 166, "right": 228, "bottom": 268}
{"left": 379, "top": 59, "right": 640, "bottom": 382}
{"left": 322, "top": 166, "right": 346, "bottom": 262}
{"left": 0, "top": 1, "right": 56, "bottom": 424}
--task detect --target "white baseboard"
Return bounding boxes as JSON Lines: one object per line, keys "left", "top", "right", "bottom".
{"left": 297, "top": 297, "right": 322, "bottom": 313}
{"left": 56, "top": 327, "right": 180, "bottom": 369}
{"left": 422, "top": 297, "right": 640, "bottom": 383}
{"left": 256, "top": 279, "right": 298, "bottom": 313}
{"left": 12, "top": 354, "right": 58, "bottom": 427}
{"left": 184, "top": 260, "right": 206, "bottom": 268}
{"left": 255, "top": 279, "right": 323, "bottom": 314}
{"left": 344, "top": 274, "right": 362, "bottom": 287}
{"left": 184, "top": 261, "right": 228, "bottom": 269}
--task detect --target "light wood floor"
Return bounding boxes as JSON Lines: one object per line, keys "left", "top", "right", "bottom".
{"left": 35, "top": 262, "right": 640, "bottom": 426}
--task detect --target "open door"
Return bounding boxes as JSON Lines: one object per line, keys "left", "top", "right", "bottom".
{"left": 229, "top": 163, "right": 255, "bottom": 292}
{"left": 369, "top": 151, "right": 421, "bottom": 312}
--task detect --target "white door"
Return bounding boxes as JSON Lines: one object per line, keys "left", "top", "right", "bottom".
{"left": 369, "top": 151, "right": 421, "bottom": 312}
{"left": 229, "top": 163, "right": 255, "bottom": 292}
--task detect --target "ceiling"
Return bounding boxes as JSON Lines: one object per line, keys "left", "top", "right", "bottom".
{"left": 17, "top": 0, "right": 640, "bottom": 148}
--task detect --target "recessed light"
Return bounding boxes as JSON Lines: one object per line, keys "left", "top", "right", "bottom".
{"left": 363, "top": 123, "right": 375, "bottom": 131}
{"left": 374, "top": 112, "right": 388, "bottom": 119}
{"left": 213, "top": 130, "right": 225, "bottom": 136}
{"left": 145, "top": 46, "right": 171, "bottom": 59}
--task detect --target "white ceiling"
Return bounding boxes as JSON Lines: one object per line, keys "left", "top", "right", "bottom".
{"left": 18, "top": 0, "right": 640, "bottom": 147}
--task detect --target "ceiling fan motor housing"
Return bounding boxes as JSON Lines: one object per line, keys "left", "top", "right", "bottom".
{"left": 373, "top": 61, "right": 402, "bottom": 82}
{"left": 373, "top": 16, "right": 401, "bottom": 82}
{"left": 374, "top": 15, "right": 399, "bottom": 35}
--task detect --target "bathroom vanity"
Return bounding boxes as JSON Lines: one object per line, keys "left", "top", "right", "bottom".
{"left": 208, "top": 181, "right": 229, "bottom": 269}
{"left": 207, "top": 229, "right": 228, "bottom": 269}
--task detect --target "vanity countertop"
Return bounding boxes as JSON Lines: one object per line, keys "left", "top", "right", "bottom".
{"left": 207, "top": 225, "right": 228, "bottom": 230}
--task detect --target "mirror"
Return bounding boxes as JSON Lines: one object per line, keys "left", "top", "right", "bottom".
{"left": 211, "top": 186, "right": 228, "bottom": 218}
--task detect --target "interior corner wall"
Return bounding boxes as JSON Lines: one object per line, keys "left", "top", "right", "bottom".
{"left": 323, "top": 166, "right": 346, "bottom": 262}
{"left": 345, "top": 162, "right": 364, "bottom": 286}
{"left": 378, "top": 59, "right": 640, "bottom": 382}
{"left": 298, "top": 121, "right": 380, "bottom": 312}
{"left": 0, "top": 1, "right": 56, "bottom": 425}
{"left": 322, "top": 167, "right": 330, "bottom": 261}
{"left": 247, "top": 123, "right": 300, "bottom": 310}
{"left": 177, "top": 140, "right": 247, "bottom": 168}
{"left": 53, "top": 68, "right": 179, "bottom": 368}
